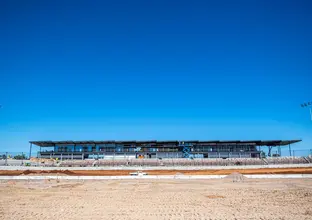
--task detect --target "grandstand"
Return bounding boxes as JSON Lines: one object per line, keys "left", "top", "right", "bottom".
{"left": 30, "top": 140, "right": 301, "bottom": 160}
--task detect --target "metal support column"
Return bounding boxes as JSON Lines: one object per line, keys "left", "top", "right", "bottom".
{"left": 268, "top": 146, "right": 272, "bottom": 157}
{"left": 29, "top": 143, "right": 32, "bottom": 159}
{"left": 289, "top": 144, "right": 292, "bottom": 156}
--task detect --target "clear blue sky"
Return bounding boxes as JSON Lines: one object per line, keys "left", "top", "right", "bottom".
{"left": 0, "top": 0, "right": 311, "bottom": 154}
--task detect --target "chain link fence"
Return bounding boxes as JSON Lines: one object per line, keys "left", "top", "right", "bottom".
{"left": 0, "top": 152, "right": 37, "bottom": 166}
{"left": 291, "top": 149, "right": 312, "bottom": 157}
{"left": 260, "top": 147, "right": 312, "bottom": 157}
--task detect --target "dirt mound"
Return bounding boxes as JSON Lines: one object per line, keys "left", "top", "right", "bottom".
{"left": 224, "top": 172, "right": 246, "bottom": 182}
{"left": 21, "top": 170, "right": 71, "bottom": 176}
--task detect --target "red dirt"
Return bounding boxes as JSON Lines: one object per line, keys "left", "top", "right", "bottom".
{"left": 1, "top": 167, "right": 312, "bottom": 176}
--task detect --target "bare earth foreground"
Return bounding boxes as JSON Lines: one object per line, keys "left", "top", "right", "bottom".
{"left": 1, "top": 178, "right": 312, "bottom": 220}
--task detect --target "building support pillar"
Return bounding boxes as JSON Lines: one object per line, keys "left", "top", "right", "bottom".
{"left": 289, "top": 144, "right": 292, "bottom": 156}
{"left": 29, "top": 143, "right": 32, "bottom": 159}
{"left": 268, "top": 146, "right": 273, "bottom": 157}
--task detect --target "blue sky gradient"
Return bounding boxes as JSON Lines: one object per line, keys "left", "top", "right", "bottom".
{"left": 0, "top": 0, "right": 311, "bottom": 153}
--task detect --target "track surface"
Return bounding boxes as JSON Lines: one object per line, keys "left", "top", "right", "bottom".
{"left": 1, "top": 179, "right": 312, "bottom": 219}
{"left": 1, "top": 167, "right": 312, "bottom": 176}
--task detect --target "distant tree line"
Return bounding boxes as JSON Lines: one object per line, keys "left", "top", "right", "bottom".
{"left": 0, "top": 154, "right": 26, "bottom": 160}
{"left": 13, "top": 154, "right": 26, "bottom": 160}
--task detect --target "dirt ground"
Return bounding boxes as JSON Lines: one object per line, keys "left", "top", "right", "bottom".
{"left": 1, "top": 167, "right": 312, "bottom": 176}
{"left": 1, "top": 178, "right": 312, "bottom": 220}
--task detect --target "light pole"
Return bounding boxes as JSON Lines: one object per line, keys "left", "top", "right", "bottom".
{"left": 301, "top": 102, "right": 312, "bottom": 121}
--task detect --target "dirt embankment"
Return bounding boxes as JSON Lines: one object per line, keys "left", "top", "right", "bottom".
{"left": 1, "top": 167, "right": 312, "bottom": 176}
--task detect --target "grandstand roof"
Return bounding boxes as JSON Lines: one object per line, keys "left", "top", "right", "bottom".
{"left": 30, "top": 140, "right": 301, "bottom": 147}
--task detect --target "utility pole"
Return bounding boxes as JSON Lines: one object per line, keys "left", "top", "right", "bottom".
{"left": 301, "top": 101, "right": 312, "bottom": 121}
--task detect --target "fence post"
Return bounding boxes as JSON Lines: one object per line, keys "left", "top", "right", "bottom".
{"left": 5, "top": 152, "right": 8, "bottom": 166}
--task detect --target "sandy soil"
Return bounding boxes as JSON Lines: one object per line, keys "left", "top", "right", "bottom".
{"left": 1, "top": 167, "right": 312, "bottom": 176}
{"left": 1, "top": 178, "right": 312, "bottom": 220}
